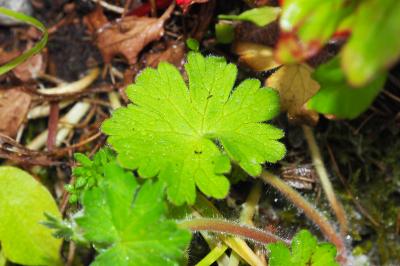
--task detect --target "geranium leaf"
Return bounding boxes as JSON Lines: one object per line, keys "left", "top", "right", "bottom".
{"left": 76, "top": 163, "right": 191, "bottom": 266}
{"left": 267, "top": 230, "right": 339, "bottom": 266}
{"left": 102, "top": 52, "right": 285, "bottom": 205}
{"left": 0, "top": 166, "right": 62, "bottom": 266}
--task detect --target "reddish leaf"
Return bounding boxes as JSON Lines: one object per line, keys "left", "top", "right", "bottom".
{"left": 128, "top": 0, "right": 172, "bottom": 16}
{"left": 177, "top": 0, "right": 209, "bottom": 12}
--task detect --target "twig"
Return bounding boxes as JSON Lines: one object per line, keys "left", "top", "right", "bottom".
{"left": 149, "top": 0, "right": 157, "bottom": 17}
{"left": 302, "top": 125, "right": 348, "bottom": 235}
{"left": 37, "top": 68, "right": 99, "bottom": 95}
{"left": 28, "top": 101, "right": 73, "bottom": 119}
{"left": 259, "top": 171, "right": 347, "bottom": 263}
{"left": 47, "top": 103, "right": 59, "bottom": 151}
{"left": 27, "top": 102, "right": 91, "bottom": 150}
{"left": 91, "top": 0, "right": 124, "bottom": 14}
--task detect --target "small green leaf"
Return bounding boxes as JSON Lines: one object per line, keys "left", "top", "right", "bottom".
{"left": 308, "top": 57, "right": 386, "bottom": 119}
{"left": 186, "top": 38, "right": 199, "bottom": 51}
{"left": 267, "top": 242, "right": 292, "bottom": 266}
{"left": 69, "top": 148, "right": 115, "bottom": 203}
{"left": 215, "top": 22, "right": 234, "bottom": 44}
{"left": 290, "top": 230, "right": 317, "bottom": 264}
{"left": 267, "top": 230, "right": 339, "bottom": 266}
{"left": 0, "top": 166, "right": 62, "bottom": 266}
{"left": 341, "top": 0, "right": 400, "bottom": 86}
{"left": 311, "top": 243, "right": 339, "bottom": 266}
{"left": 0, "top": 7, "right": 48, "bottom": 75}
{"left": 76, "top": 163, "right": 191, "bottom": 266}
{"left": 219, "top": 6, "right": 281, "bottom": 27}
{"left": 102, "top": 52, "right": 285, "bottom": 205}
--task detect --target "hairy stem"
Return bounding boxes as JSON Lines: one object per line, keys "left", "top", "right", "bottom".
{"left": 179, "top": 218, "right": 290, "bottom": 246}
{"left": 302, "top": 125, "right": 348, "bottom": 235}
{"left": 193, "top": 194, "right": 265, "bottom": 266}
{"left": 259, "top": 171, "right": 347, "bottom": 260}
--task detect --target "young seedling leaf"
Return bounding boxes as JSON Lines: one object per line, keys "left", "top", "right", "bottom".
{"left": 341, "top": 0, "right": 400, "bottom": 86}
{"left": 67, "top": 148, "right": 115, "bottom": 203}
{"left": 267, "top": 230, "right": 339, "bottom": 266}
{"left": 102, "top": 52, "right": 286, "bottom": 205}
{"left": 219, "top": 6, "right": 281, "bottom": 27}
{"left": 76, "top": 163, "right": 191, "bottom": 266}
{"left": 308, "top": 57, "right": 386, "bottom": 119}
{"left": 0, "top": 166, "right": 62, "bottom": 266}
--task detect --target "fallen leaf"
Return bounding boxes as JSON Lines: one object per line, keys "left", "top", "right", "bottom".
{"left": 144, "top": 41, "right": 186, "bottom": 69}
{"left": 84, "top": 4, "right": 174, "bottom": 64}
{"left": 0, "top": 89, "right": 31, "bottom": 138}
{"left": 266, "top": 64, "right": 320, "bottom": 121}
{"left": 0, "top": 48, "right": 20, "bottom": 65}
{"left": 233, "top": 42, "right": 280, "bottom": 71}
{"left": 13, "top": 51, "right": 46, "bottom": 81}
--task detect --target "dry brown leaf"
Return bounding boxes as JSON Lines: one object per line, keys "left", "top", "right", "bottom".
{"left": 144, "top": 41, "right": 186, "bottom": 69}
{"left": 84, "top": 4, "right": 174, "bottom": 64}
{"left": 0, "top": 89, "right": 32, "bottom": 138}
{"left": 266, "top": 64, "right": 320, "bottom": 122}
{"left": 13, "top": 51, "right": 46, "bottom": 82}
{"left": 233, "top": 42, "right": 280, "bottom": 71}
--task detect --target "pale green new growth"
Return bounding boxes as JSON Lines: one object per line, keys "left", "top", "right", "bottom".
{"left": 267, "top": 230, "right": 339, "bottom": 266}
{"left": 102, "top": 52, "right": 285, "bottom": 205}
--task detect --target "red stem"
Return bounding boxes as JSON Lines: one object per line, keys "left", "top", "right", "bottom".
{"left": 179, "top": 218, "right": 291, "bottom": 246}
{"left": 47, "top": 102, "right": 59, "bottom": 151}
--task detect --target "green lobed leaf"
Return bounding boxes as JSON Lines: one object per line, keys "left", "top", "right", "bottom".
{"left": 341, "top": 0, "right": 400, "bottom": 86}
{"left": 0, "top": 7, "right": 48, "bottom": 75}
{"left": 0, "top": 166, "right": 62, "bottom": 266}
{"left": 267, "top": 230, "right": 339, "bottom": 266}
{"left": 219, "top": 6, "right": 281, "bottom": 27}
{"left": 308, "top": 57, "right": 386, "bottom": 119}
{"left": 102, "top": 52, "right": 285, "bottom": 205}
{"left": 76, "top": 163, "right": 191, "bottom": 266}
